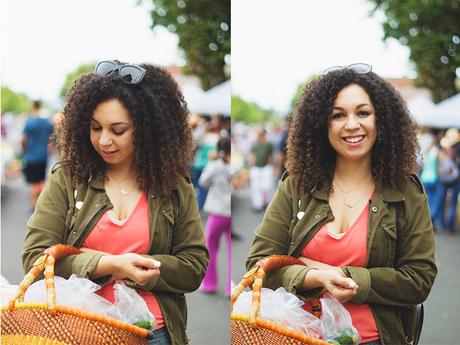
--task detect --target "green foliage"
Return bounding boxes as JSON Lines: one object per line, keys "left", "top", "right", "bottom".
{"left": 232, "top": 95, "right": 280, "bottom": 124}
{"left": 147, "top": 0, "right": 230, "bottom": 90}
{"left": 368, "top": 0, "right": 460, "bottom": 103}
{"left": 1, "top": 86, "right": 31, "bottom": 115}
{"left": 289, "top": 74, "right": 319, "bottom": 111}
{"left": 60, "top": 63, "right": 96, "bottom": 99}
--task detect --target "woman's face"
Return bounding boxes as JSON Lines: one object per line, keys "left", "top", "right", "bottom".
{"left": 328, "top": 84, "right": 377, "bottom": 163}
{"left": 90, "top": 99, "right": 136, "bottom": 170}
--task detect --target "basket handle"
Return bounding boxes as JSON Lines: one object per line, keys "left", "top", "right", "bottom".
{"left": 231, "top": 255, "right": 321, "bottom": 325}
{"left": 9, "top": 244, "right": 80, "bottom": 313}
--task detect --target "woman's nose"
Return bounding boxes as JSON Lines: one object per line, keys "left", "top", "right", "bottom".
{"left": 344, "top": 115, "right": 360, "bottom": 130}
{"left": 98, "top": 131, "right": 112, "bottom": 146}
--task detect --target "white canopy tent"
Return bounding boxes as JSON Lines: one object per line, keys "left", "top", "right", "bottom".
{"left": 408, "top": 93, "right": 460, "bottom": 128}
{"left": 432, "top": 93, "right": 460, "bottom": 128}
{"left": 182, "top": 80, "right": 230, "bottom": 116}
{"left": 407, "top": 96, "right": 438, "bottom": 127}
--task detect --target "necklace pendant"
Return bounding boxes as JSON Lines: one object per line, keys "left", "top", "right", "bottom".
{"left": 345, "top": 202, "right": 353, "bottom": 208}
{"left": 120, "top": 189, "right": 129, "bottom": 196}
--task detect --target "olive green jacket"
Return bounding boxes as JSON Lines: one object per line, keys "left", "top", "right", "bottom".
{"left": 246, "top": 174, "right": 437, "bottom": 345}
{"left": 23, "top": 163, "right": 209, "bottom": 345}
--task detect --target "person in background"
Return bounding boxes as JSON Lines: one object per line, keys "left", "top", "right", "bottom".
{"left": 191, "top": 117, "right": 220, "bottom": 210}
{"left": 199, "top": 136, "right": 232, "bottom": 296}
{"left": 439, "top": 128, "right": 460, "bottom": 232}
{"left": 22, "top": 61, "right": 209, "bottom": 345}
{"left": 20, "top": 100, "right": 53, "bottom": 210}
{"left": 248, "top": 128, "right": 274, "bottom": 211}
{"left": 246, "top": 64, "right": 436, "bottom": 345}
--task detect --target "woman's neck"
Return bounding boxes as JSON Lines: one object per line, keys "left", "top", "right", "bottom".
{"left": 334, "top": 157, "right": 373, "bottom": 185}
{"left": 105, "top": 165, "right": 138, "bottom": 181}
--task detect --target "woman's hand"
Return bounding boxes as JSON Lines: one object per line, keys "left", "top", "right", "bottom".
{"left": 80, "top": 248, "right": 161, "bottom": 286}
{"left": 298, "top": 256, "right": 347, "bottom": 277}
{"left": 303, "top": 269, "right": 358, "bottom": 303}
{"left": 111, "top": 253, "right": 161, "bottom": 286}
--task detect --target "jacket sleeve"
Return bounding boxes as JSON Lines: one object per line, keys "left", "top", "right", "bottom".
{"left": 135, "top": 177, "right": 209, "bottom": 294}
{"left": 22, "top": 168, "right": 104, "bottom": 281}
{"left": 245, "top": 177, "right": 317, "bottom": 296}
{"left": 344, "top": 180, "right": 437, "bottom": 307}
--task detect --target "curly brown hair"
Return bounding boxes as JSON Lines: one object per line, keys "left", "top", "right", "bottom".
{"left": 287, "top": 68, "right": 419, "bottom": 195}
{"left": 60, "top": 63, "right": 194, "bottom": 196}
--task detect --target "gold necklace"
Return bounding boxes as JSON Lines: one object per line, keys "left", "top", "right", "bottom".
{"left": 333, "top": 177, "right": 372, "bottom": 193}
{"left": 333, "top": 178, "right": 372, "bottom": 208}
{"left": 106, "top": 173, "right": 138, "bottom": 196}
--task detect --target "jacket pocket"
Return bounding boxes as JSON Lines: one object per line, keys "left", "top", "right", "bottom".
{"left": 382, "top": 222, "right": 397, "bottom": 267}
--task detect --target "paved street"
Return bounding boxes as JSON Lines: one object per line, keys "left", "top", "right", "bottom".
{"left": 1, "top": 177, "right": 229, "bottom": 345}
{"left": 232, "top": 188, "right": 460, "bottom": 345}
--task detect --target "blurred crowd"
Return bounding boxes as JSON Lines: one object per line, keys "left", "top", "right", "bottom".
{"left": 2, "top": 101, "right": 459, "bottom": 235}
{"left": 418, "top": 127, "right": 460, "bottom": 232}
{"left": 231, "top": 120, "right": 460, "bottom": 233}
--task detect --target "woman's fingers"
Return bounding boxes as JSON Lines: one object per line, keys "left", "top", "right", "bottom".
{"left": 331, "top": 275, "right": 358, "bottom": 290}
{"left": 132, "top": 266, "right": 160, "bottom": 286}
{"left": 133, "top": 255, "right": 161, "bottom": 269}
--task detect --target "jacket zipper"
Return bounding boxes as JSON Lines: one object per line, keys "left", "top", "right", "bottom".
{"left": 72, "top": 202, "right": 107, "bottom": 245}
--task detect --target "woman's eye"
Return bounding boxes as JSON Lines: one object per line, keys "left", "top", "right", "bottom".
{"left": 91, "top": 127, "right": 101, "bottom": 131}
{"left": 113, "top": 130, "right": 126, "bottom": 136}
{"left": 358, "top": 111, "right": 371, "bottom": 116}
{"left": 332, "top": 112, "right": 345, "bottom": 119}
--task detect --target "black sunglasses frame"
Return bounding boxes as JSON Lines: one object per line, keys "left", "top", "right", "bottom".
{"left": 94, "top": 60, "right": 146, "bottom": 85}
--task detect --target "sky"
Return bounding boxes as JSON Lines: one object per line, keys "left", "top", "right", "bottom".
{"left": 1, "top": 0, "right": 184, "bottom": 108}
{"left": 232, "top": 0, "right": 414, "bottom": 113}
{"left": 2, "top": 0, "right": 414, "bottom": 114}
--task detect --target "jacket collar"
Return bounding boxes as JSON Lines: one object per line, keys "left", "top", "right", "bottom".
{"left": 88, "top": 172, "right": 106, "bottom": 190}
{"left": 380, "top": 183, "right": 405, "bottom": 202}
{"left": 310, "top": 182, "right": 405, "bottom": 203}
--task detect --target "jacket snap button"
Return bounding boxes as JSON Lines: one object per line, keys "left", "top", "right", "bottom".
{"left": 290, "top": 241, "right": 295, "bottom": 245}
{"left": 76, "top": 201, "right": 83, "bottom": 209}
{"left": 315, "top": 214, "right": 321, "bottom": 219}
{"left": 72, "top": 231, "right": 77, "bottom": 236}
{"left": 371, "top": 206, "right": 378, "bottom": 213}
{"left": 95, "top": 203, "right": 101, "bottom": 207}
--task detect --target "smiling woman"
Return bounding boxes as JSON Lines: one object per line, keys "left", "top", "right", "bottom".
{"left": 246, "top": 65, "right": 437, "bottom": 345}
{"left": 22, "top": 60, "right": 209, "bottom": 345}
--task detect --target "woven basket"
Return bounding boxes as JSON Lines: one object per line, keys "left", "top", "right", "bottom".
{"left": 1, "top": 244, "right": 153, "bottom": 345}
{"left": 231, "top": 255, "right": 332, "bottom": 345}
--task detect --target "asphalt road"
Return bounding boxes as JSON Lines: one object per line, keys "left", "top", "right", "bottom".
{"left": 232, "top": 188, "right": 460, "bottom": 345}
{"left": 1, "top": 177, "right": 229, "bottom": 345}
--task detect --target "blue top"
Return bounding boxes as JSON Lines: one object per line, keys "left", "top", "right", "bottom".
{"left": 23, "top": 117, "right": 53, "bottom": 164}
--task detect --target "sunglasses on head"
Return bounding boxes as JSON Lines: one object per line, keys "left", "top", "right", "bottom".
{"left": 94, "top": 60, "right": 146, "bottom": 85}
{"left": 322, "top": 63, "right": 372, "bottom": 75}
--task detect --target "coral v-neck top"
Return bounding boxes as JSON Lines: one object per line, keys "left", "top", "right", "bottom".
{"left": 301, "top": 203, "right": 379, "bottom": 343}
{"left": 82, "top": 192, "right": 164, "bottom": 329}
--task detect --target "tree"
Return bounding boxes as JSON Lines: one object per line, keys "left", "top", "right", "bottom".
{"left": 1, "top": 87, "right": 31, "bottom": 114}
{"left": 147, "top": 0, "right": 230, "bottom": 90}
{"left": 289, "top": 74, "right": 319, "bottom": 111}
{"left": 368, "top": 0, "right": 460, "bottom": 103}
{"left": 60, "top": 63, "right": 96, "bottom": 99}
{"left": 232, "top": 95, "right": 279, "bottom": 124}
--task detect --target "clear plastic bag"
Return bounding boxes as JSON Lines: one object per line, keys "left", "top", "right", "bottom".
{"left": 113, "top": 280, "right": 157, "bottom": 330}
{"left": 0, "top": 275, "right": 19, "bottom": 307}
{"left": 233, "top": 287, "right": 324, "bottom": 338}
{"left": 24, "top": 275, "right": 120, "bottom": 319}
{"left": 320, "top": 293, "right": 361, "bottom": 345}
{"left": 17, "top": 275, "right": 156, "bottom": 330}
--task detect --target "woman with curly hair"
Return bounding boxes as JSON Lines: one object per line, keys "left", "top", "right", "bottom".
{"left": 246, "top": 64, "right": 437, "bottom": 345}
{"left": 23, "top": 60, "right": 209, "bottom": 345}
